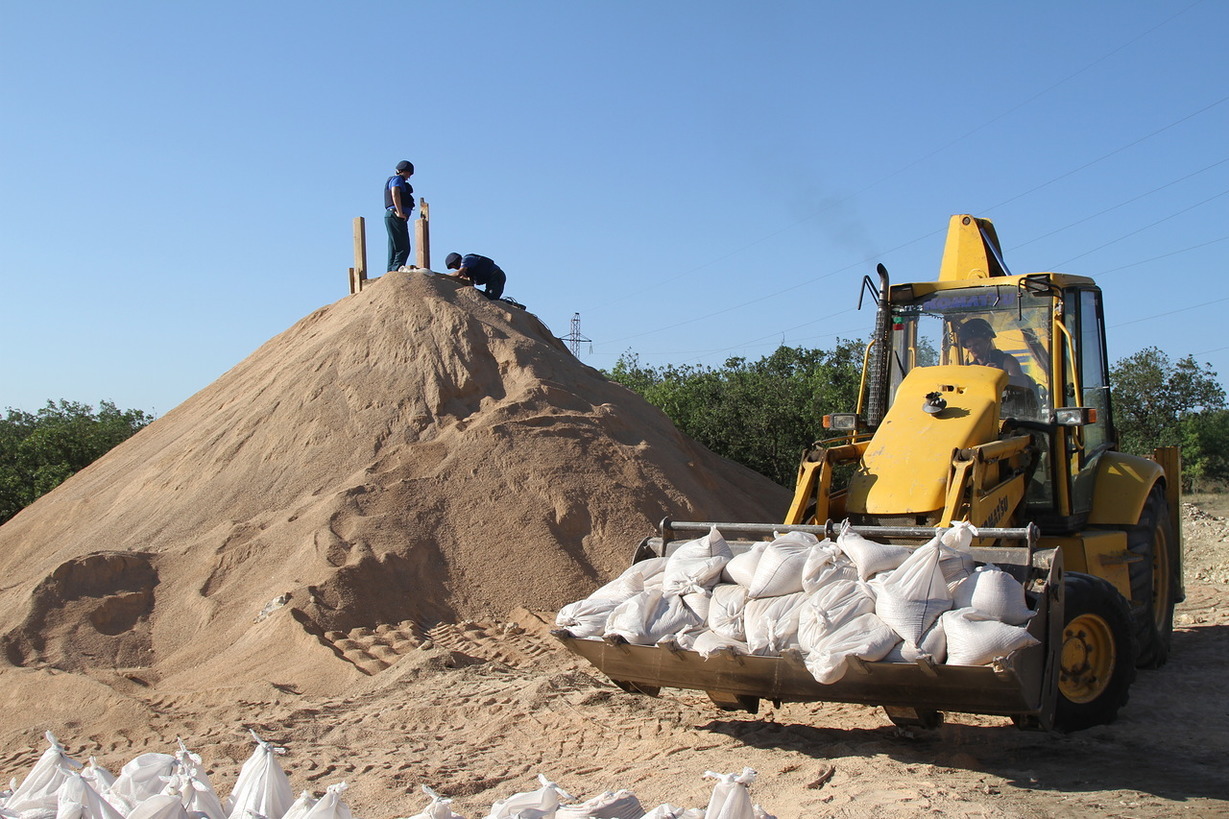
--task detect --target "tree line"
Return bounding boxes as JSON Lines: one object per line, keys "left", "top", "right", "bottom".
{"left": 0, "top": 344, "right": 1222, "bottom": 526}
{"left": 606, "top": 343, "right": 1228, "bottom": 492}
{"left": 0, "top": 400, "right": 152, "bottom": 524}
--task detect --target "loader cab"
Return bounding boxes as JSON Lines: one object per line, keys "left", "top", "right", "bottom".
{"left": 884, "top": 275, "right": 1116, "bottom": 532}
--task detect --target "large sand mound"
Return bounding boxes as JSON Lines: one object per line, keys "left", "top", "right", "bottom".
{"left": 0, "top": 271, "right": 788, "bottom": 695}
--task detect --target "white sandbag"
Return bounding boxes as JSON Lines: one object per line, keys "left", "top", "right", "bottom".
{"left": 7, "top": 733, "right": 83, "bottom": 814}
{"left": 403, "top": 786, "right": 463, "bottom": 819}
{"left": 636, "top": 807, "right": 696, "bottom": 819}
{"left": 942, "top": 607, "right": 1041, "bottom": 666}
{"left": 796, "top": 580, "right": 876, "bottom": 654}
{"left": 225, "top": 731, "right": 293, "bottom": 819}
{"left": 882, "top": 618, "right": 947, "bottom": 664}
{"left": 556, "top": 597, "right": 626, "bottom": 639}
{"left": 721, "top": 542, "right": 766, "bottom": 587}
{"left": 940, "top": 520, "right": 980, "bottom": 551}
{"left": 555, "top": 789, "right": 643, "bottom": 819}
{"left": 746, "top": 532, "right": 816, "bottom": 598}
{"left": 300, "top": 783, "right": 352, "bottom": 819}
{"left": 803, "top": 612, "right": 900, "bottom": 684}
{"left": 702, "top": 769, "right": 757, "bottom": 819}
{"left": 932, "top": 544, "right": 975, "bottom": 591}
{"left": 662, "top": 527, "right": 732, "bottom": 595}
{"left": 688, "top": 630, "right": 750, "bottom": 659}
{"left": 79, "top": 760, "right": 115, "bottom": 800}
{"left": 707, "top": 584, "right": 748, "bottom": 641}
{"left": 744, "top": 593, "right": 807, "bottom": 656}
{"left": 874, "top": 542, "right": 953, "bottom": 645}
{"left": 801, "top": 541, "right": 857, "bottom": 594}
{"left": 952, "top": 564, "right": 1034, "bottom": 625}
{"left": 282, "top": 792, "right": 319, "bottom": 819}
{"left": 174, "top": 740, "right": 225, "bottom": 819}
{"left": 682, "top": 590, "right": 711, "bottom": 623}
{"left": 591, "top": 559, "right": 667, "bottom": 600}
{"left": 108, "top": 753, "right": 177, "bottom": 814}
{"left": 483, "top": 773, "right": 574, "bottom": 819}
{"left": 126, "top": 794, "right": 187, "bottom": 819}
{"left": 605, "top": 590, "right": 702, "bottom": 646}
{"left": 836, "top": 523, "right": 911, "bottom": 580}
{"left": 55, "top": 772, "right": 125, "bottom": 819}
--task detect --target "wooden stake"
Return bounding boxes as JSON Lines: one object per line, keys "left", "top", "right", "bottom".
{"left": 415, "top": 199, "right": 430, "bottom": 270}
{"left": 353, "top": 217, "right": 367, "bottom": 283}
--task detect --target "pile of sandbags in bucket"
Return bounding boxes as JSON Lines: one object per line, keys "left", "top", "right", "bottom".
{"left": 555, "top": 520, "right": 1039, "bottom": 684}
{"left": 0, "top": 729, "right": 354, "bottom": 819}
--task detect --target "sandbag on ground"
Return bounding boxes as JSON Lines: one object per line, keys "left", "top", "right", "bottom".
{"left": 225, "top": 730, "right": 293, "bottom": 819}
{"left": 6, "top": 732, "right": 82, "bottom": 814}
{"left": 483, "top": 773, "right": 574, "bottom": 819}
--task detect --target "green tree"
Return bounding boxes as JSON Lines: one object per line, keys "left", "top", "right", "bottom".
{"left": 607, "top": 342, "right": 864, "bottom": 486}
{"left": 1110, "top": 347, "right": 1227, "bottom": 482}
{"left": 0, "top": 400, "right": 153, "bottom": 524}
{"left": 1180, "top": 409, "right": 1229, "bottom": 486}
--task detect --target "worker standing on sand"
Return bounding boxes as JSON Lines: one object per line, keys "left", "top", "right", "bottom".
{"left": 384, "top": 161, "right": 415, "bottom": 272}
{"left": 444, "top": 252, "right": 506, "bottom": 300}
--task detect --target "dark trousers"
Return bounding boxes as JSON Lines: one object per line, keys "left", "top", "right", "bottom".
{"left": 385, "top": 211, "right": 411, "bottom": 271}
{"left": 481, "top": 269, "right": 506, "bottom": 300}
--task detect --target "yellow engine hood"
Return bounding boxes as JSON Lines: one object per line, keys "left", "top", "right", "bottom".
{"left": 847, "top": 365, "right": 1005, "bottom": 516}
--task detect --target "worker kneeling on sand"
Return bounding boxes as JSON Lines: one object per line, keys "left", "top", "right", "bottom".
{"left": 444, "top": 252, "right": 506, "bottom": 300}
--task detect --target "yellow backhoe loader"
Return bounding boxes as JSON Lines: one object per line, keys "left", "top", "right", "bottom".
{"left": 555, "top": 215, "right": 1182, "bottom": 732}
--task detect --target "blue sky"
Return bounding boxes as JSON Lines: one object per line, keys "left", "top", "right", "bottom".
{"left": 2, "top": 1, "right": 1226, "bottom": 416}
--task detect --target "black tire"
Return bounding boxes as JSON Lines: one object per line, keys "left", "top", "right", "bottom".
{"left": 1125, "top": 484, "right": 1178, "bottom": 668}
{"left": 1053, "top": 572, "right": 1136, "bottom": 733}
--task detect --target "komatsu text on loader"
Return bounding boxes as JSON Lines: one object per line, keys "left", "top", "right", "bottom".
{"left": 555, "top": 215, "right": 1183, "bottom": 732}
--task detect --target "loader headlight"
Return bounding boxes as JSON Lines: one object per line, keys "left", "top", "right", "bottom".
{"left": 1054, "top": 407, "right": 1097, "bottom": 426}
{"left": 823, "top": 413, "right": 860, "bottom": 431}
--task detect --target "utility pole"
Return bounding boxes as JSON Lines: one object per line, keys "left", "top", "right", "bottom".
{"left": 563, "top": 313, "right": 592, "bottom": 358}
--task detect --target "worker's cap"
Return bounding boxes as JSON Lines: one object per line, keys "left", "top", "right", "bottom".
{"left": 958, "top": 318, "right": 996, "bottom": 342}
{"left": 395, "top": 160, "right": 414, "bottom": 173}
{"left": 445, "top": 252, "right": 462, "bottom": 269}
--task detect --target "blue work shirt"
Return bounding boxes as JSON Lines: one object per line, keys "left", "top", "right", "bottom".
{"left": 460, "top": 254, "right": 502, "bottom": 286}
{"left": 385, "top": 175, "right": 414, "bottom": 213}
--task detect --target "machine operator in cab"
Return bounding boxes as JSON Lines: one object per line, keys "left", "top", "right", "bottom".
{"left": 958, "top": 318, "right": 1032, "bottom": 390}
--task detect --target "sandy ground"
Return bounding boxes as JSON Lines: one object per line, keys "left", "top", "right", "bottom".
{"left": 1, "top": 497, "right": 1224, "bottom": 818}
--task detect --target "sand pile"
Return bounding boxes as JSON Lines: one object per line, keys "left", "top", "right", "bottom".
{"left": 0, "top": 270, "right": 787, "bottom": 699}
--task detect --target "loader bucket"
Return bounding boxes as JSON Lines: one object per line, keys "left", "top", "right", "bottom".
{"left": 554, "top": 521, "right": 1062, "bottom": 729}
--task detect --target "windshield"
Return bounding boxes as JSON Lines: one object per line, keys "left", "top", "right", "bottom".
{"left": 888, "top": 284, "right": 1053, "bottom": 420}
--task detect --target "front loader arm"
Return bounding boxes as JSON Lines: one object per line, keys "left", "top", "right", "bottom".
{"left": 940, "top": 434, "right": 1034, "bottom": 531}
{"left": 784, "top": 439, "right": 869, "bottom": 526}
